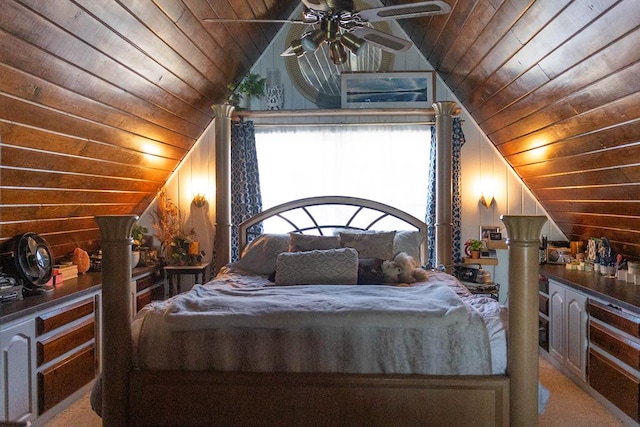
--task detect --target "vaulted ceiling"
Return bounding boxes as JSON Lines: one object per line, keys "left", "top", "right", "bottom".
{"left": 1, "top": 0, "right": 639, "bottom": 259}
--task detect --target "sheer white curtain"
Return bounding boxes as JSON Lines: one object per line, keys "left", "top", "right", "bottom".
{"left": 255, "top": 124, "right": 431, "bottom": 232}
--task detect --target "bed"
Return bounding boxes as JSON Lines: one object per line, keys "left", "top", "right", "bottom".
{"left": 94, "top": 104, "right": 547, "bottom": 426}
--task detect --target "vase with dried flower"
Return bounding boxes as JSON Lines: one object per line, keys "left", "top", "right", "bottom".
{"left": 151, "top": 188, "right": 205, "bottom": 266}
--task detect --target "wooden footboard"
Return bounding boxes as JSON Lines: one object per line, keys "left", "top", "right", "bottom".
{"left": 129, "top": 370, "right": 509, "bottom": 427}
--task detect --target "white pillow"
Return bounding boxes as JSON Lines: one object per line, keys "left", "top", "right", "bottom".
{"left": 234, "top": 234, "right": 289, "bottom": 275}
{"left": 275, "top": 248, "right": 358, "bottom": 286}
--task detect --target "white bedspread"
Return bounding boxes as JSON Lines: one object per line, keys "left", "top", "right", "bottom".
{"left": 132, "top": 270, "right": 507, "bottom": 376}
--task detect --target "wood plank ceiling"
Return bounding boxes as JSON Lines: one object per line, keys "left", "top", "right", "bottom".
{"left": 0, "top": 0, "right": 639, "bottom": 259}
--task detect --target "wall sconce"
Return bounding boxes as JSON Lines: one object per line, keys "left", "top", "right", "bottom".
{"left": 479, "top": 191, "right": 495, "bottom": 208}
{"left": 192, "top": 193, "right": 207, "bottom": 207}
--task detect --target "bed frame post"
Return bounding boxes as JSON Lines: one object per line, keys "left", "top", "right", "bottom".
{"left": 94, "top": 214, "right": 138, "bottom": 427}
{"left": 432, "top": 101, "right": 456, "bottom": 270}
{"left": 212, "top": 104, "right": 235, "bottom": 275}
{"left": 501, "top": 215, "right": 547, "bottom": 427}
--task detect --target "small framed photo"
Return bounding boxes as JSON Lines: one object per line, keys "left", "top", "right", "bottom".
{"left": 341, "top": 71, "right": 436, "bottom": 109}
{"left": 480, "top": 226, "right": 501, "bottom": 240}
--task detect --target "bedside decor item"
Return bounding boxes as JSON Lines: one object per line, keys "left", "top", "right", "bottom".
{"left": 465, "top": 239, "right": 484, "bottom": 259}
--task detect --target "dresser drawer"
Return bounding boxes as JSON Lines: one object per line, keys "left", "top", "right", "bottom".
{"left": 38, "top": 344, "right": 96, "bottom": 414}
{"left": 37, "top": 319, "right": 95, "bottom": 367}
{"left": 588, "top": 300, "right": 640, "bottom": 339}
{"left": 589, "top": 350, "right": 640, "bottom": 421}
{"left": 136, "top": 274, "right": 154, "bottom": 292}
{"left": 36, "top": 298, "right": 94, "bottom": 336}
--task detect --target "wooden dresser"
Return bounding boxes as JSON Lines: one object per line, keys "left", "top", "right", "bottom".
{"left": 540, "top": 264, "right": 640, "bottom": 425}
{"left": 0, "top": 265, "right": 165, "bottom": 425}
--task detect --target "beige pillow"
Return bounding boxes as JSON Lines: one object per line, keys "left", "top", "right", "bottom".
{"left": 339, "top": 231, "right": 396, "bottom": 260}
{"left": 393, "top": 230, "right": 424, "bottom": 261}
{"left": 234, "top": 234, "right": 290, "bottom": 275}
{"left": 288, "top": 233, "right": 341, "bottom": 252}
{"left": 274, "top": 248, "right": 358, "bottom": 286}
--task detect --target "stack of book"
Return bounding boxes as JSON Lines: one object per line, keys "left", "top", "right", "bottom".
{"left": 52, "top": 264, "right": 78, "bottom": 284}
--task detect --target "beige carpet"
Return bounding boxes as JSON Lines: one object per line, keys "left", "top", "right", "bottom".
{"left": 42, "top": 357, "right": 627, "bottom": 426}
{"left": 538, "top": 356, "right": 626, "bottom": 426}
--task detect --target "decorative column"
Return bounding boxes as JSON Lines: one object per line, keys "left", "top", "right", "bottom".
{"left": 432, "top": 101, "right": 457, "bottom": 270}
{"left": 501, "top": 215, "right": 547, "bottom": 427}
{"left": 212, "top": 104, "right": 235, "bottom": 275}
{"left": 94, "top": 214, "right": 138, "bottom": 427}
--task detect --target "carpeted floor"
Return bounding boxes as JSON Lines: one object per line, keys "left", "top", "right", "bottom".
{"left": 538, "top": 356, "right": 625, "bottom": 426}
{"left": 42, "top": 356, "right": 627, "bottom": 426}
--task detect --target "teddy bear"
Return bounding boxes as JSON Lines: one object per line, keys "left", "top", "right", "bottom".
{"left": 381, "top": 252, "right": 430, "bottom": 284}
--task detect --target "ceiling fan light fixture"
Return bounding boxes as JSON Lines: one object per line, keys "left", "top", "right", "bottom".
{"left": 325, "top": 19, "right": 340, "bottom": 41}
{"left": 290, "top": 39, "right": 306, "bottom": 57}
{"left": 301, "top": 29, "right": 327, "bottom": 52}
{"left": 329, "top": 41, "right": 347, "bottom": 64}
{"left": 340, "top": 32, "right": 366, "bottom": 55}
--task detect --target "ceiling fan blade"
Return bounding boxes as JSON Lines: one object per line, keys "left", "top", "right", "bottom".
{"left": 203, "top": 18, "right": 309, "bottom": 24}
{"left": 357, "top": 1, "right": 451, "bottom": 22}
{"left": 352, "top": 27, "right": 412, "bottom": 53}
{"left": 280, "top": 46, "right": 296, "bottom": 57}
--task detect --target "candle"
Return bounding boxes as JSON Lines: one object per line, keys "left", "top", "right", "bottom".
{"left": 189, "top": 241, "right": 199, "bottom": 255}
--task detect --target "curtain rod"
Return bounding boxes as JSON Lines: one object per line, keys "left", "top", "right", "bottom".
{"left": 253, "top": 121, "right": 434, "bottom": 128}
{"left": 232, "top": 107, "right": 442, "bottom": 119}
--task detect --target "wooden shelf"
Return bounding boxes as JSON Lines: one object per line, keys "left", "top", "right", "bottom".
{"left": 463, "top": 257, "right": 498, "bottom": 265}
{"left": 485, "top": 239, "right": 508, "bottom": 250}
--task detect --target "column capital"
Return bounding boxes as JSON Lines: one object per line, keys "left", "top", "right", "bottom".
{"left": 501, "top": 215, "right": 547, "bottom": 243}
{"left": 432, "top": 101, "right": 459, "bottom": 116}
{"left": 211, "top": 104, "right": 235, "bottom": 119}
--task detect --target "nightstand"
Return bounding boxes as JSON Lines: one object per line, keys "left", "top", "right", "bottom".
{"left": 164, "top": 263, "right": 209, "bottom": 296}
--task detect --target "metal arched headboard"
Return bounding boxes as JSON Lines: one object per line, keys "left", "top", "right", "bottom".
{"left": 238, "top": 196, "right": 428, "bottom": 261}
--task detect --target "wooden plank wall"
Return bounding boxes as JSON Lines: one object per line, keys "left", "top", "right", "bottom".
{"left": 395, "top": 0, "right": 640, "bottom": 257}
{"left": 0, "top": 0, "right": 295, "bottom": 260}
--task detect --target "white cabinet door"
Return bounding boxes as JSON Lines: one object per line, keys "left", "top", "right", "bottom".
{"left": 0, "top": 319, "right": 35, "bottom": 422}
{"left": 548, "top": 280, "right": 587, "bottom": 381}
{"left": 565, "top": 287, "right": 587, "bottom": 380}
{"left": 549, "top": 281, "right": 565, "bottom": 362}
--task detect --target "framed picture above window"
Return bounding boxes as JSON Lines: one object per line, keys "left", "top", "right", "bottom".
{"left": 341, "top": 71, "right": 436, "bottom": 109}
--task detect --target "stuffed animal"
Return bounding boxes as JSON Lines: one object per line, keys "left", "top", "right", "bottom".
{"left": 381, "top": 252, "right": 429, "bottom": 284}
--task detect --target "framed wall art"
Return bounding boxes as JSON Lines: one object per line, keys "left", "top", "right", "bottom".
{"left": 480, "top": 226, "right": 502, "bottom": 241}
{"left": 341, "top": 71, "right": 436, "bottom": 109}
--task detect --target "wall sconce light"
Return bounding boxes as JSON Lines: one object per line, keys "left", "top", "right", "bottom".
{"left": 193, "top": 193, "right": 207, "bottom": 207}
{"left": 479, "top": 191, "right": 495, "bottom": 208}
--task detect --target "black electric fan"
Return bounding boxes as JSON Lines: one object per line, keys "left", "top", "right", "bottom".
{"left": 7, "top": 232, "right": 54, "bottom": 295}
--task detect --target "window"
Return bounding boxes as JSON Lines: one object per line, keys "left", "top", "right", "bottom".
{"left": 255, "top": 124, "right": 431, "bottom": 233}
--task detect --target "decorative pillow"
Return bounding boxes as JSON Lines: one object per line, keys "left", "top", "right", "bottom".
{"left": 288, "top": 233, "right": 341, "bottom": 252}
{"left": 339, "top": 231, "right": 396, "bottom": 260}
{"left": 274, "top": 248, "right": 358, "bottom": 286}
{"left": 393, "top": 230, "right": 424, "bottom": 262}
{"left": 233, "top": 234, "right": 290, "bottom": 275}
{"left": 357, "top": 258, "right": 386, "bottom": 285}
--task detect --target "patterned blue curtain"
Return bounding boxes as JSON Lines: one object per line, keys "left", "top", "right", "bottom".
{"left": 426, "top": 118, "right": 465, "bottom": 268}
{"left": 230, "top": 119, "right": 263, "bottom": 261}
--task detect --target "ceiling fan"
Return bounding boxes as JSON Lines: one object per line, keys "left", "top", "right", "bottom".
{"left": 204, "top": 1, "right": 451, "bottom": 65}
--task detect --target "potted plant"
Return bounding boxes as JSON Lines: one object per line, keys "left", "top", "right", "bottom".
{"left": 227, "top": 72, "right": 266, "bottom": 109}
{"left": 465, "top": 239, "right": 485, "bottom": 259}
{"left": 131, "top": 224, "right": 148, "bottom": 268}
